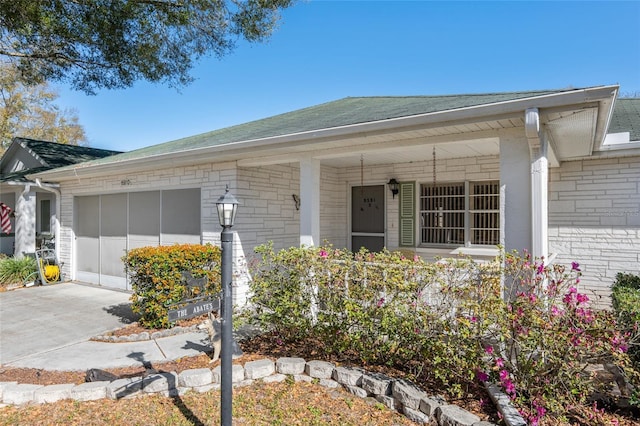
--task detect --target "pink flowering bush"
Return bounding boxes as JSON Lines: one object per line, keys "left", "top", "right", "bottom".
{"left": 479, "top": 251, "right": 634, "bottom": 423}
{"left": 248, "top": 243, "right": 634, "bottom": 422}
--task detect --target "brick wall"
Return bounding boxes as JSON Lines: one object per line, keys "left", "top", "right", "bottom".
{"left": 549, "top": 156, "right": 640, "bottom": 305}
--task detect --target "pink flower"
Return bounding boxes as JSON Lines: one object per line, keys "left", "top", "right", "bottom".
{"left": 413, "top": 255, "right": 421, "bottom": 262}
{"left": 476, "top": 370, "right": 489, "bottom": 382}
{"left": 319, "top": 249, "right": 328, "bottom": 258}
{"left": 376, "top": 297, "right": 385, "bottom": 307}
{"left": 495, "top": 358, "right": 504, "bottom": 368}
{"left": 571, "top": 261, "right": 581, "bottom": 272}
{"left": 563, "top": 287, "right": 578, "bottom": 305}
{"left": 503, "top": 378, "right": 516, "bottom": 396}
{"left": 485, "top": 346, "right": 494, "bottom": 355}
{"left": 499, "top": 370, "right": 509, "bottom": 381}
{"left": 576, "top": 293, "right": 589, "bottom": 305}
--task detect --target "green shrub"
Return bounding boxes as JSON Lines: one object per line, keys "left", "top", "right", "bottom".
{"left": 248, "top": 244, "right": 635, "bottom": 423}
{"left": 249, "top": 243, "right": 502, "bottom": 395}
{"left": 124, "top": 244, "right": 221, "bottom": 329}
{"left": 612, "top": 272, "right": 640, "bottom": 395}
{"left": 0, "top": 256, "right": 37, "bottom": 286}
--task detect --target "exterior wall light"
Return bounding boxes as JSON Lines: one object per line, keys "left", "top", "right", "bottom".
{"left": 387, "top": 178, "right": 399, "bottom": 199}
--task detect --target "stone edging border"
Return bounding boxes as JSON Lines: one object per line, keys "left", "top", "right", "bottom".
{"left": 92, "top": 325, "right": 200, "bottom": 342}
{"left": 1, "top": 357, "right": 506, "bottom": 426}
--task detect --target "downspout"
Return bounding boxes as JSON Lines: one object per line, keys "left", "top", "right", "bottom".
{"left": 525, "top": 108, "right": 549, "bottom": 261}
{"left": 35, "top": 178, "right": 61, "bottom": 255}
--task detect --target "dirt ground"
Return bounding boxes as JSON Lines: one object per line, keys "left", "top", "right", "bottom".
{"left": 1, "top": 319, "right": 638, "bottom": 425}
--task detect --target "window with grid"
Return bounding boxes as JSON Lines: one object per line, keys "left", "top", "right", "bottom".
{"left": 419, "top": 181, "right": 499, "bottom": 246}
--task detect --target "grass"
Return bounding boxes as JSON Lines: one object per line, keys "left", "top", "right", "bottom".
{"left": 0, "top": 381, "right": 416, "bottom": 426}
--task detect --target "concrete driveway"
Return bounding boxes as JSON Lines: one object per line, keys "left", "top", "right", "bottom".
{"left": 0, "top": 282, "right": 137, "bottom": 366}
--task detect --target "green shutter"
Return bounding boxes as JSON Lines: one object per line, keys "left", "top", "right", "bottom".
{"left": 399, "top": 181, "right": 415, "bottom": 247}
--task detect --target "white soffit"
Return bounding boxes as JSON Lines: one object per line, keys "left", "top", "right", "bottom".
{"left": 545, "top": 108, "right": 597, "bottom": 159}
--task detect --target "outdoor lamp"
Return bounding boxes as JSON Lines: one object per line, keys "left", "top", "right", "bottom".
{"left": 216, "top": 185, "right": 239, "bottom": 426}
{"left": 216, "top": 186, "right": 239, "bottom": 227}
{"left": 387, "top": 178, "right": 399, "bottom": 199}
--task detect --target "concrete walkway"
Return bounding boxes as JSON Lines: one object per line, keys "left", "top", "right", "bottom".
{"left": 0, "top": 282, "right": 212, "bottom": 371}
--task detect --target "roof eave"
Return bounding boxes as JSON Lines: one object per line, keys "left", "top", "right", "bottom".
{"left": 33, "top": 85, "right": 619, "bottom": 182}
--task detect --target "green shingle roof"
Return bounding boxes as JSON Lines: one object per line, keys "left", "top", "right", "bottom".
{"left": 19, "top": 138, "right": 121, "bottom": 168}
{"left": 80, "top": 89, "right": 569, "bottom": 166}
{"left": 609, "top": 98, "right": 640, "bottom": 141}
{"left": 35, "top": 87, "right": 638, "bottom": 172}
{"left": 1, "top": 138, "right": 121, "bottom": 182}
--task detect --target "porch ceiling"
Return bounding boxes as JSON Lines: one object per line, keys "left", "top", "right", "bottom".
{"left": 317, "top": 137, "right": 501, "bottom": 168}
{"left": 238, "top": 117, "right": 516, "bottom": 168}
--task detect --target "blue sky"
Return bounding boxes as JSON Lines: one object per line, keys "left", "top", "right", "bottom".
{"left": 54, "top": 1, "right": 640, "bottom": 152}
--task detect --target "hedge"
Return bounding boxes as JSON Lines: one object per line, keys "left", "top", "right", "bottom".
{"left": 124, "top": 244, "right": 221, "bottom": 328}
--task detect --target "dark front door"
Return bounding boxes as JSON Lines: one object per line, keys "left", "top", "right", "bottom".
{"left": 351, "top": 185, "right": 385, "bottom": 252}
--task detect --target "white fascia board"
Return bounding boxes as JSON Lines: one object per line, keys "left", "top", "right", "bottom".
{"left": 34, "top": 85, "right": 619, "bottom": 182}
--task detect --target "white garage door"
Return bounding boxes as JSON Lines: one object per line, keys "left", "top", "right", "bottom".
{"left": 75, "top": 189, "right": 201, "bottom": 290}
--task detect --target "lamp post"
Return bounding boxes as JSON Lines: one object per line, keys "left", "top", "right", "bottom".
{"left": 215, "top": 186, "right": 238, "bottom": 426}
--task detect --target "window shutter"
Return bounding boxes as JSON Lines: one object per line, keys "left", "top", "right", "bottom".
{"left": 399, "top": 181, "right": 415, "bottom": 247}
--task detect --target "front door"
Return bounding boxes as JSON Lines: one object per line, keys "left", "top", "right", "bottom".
{"left": 351, "top": 185, "right": 385, "bottom": 252}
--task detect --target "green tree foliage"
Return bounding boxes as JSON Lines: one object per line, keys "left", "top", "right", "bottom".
{"left": 0, "top": 63, "right": 86, "bottom": 153}
{"left": 0, "top": 0, "right": 294, "bottom": 94}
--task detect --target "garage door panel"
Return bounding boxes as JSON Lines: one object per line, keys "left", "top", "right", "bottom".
{"left": 100, "top": 237, "right": 127, "bottom": 277}
{"left": 101, "top": 194, "right": 127, "bottom": 237}
{"left": 76, "top": 237, "right": 99, "bottom": 273}
{"left": 75, "top": 189, "right": 201, "bottom": 290}
{"left": 77, "top": 196, "right": 99, "bottom": 238}
{"left": 162, "top": 189, "right": 200, "bottom": 236}
{"left": 129, "top": 191, "right": 160, "bottom": 236}
{"left": 161, "top": 234, "right": 201, "bottom": 245}
{"left": 129, "top": 235, "right": 160, "bottom": 249}
{"left": 76, "top": 195, "right": 99, "bottom": 277}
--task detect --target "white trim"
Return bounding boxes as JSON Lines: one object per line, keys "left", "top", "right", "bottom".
{"left": 527, "top": 108, "right": 549, "bottom": 260}
{"left": 299, "top": 157, "right": 321, "bottom": 247}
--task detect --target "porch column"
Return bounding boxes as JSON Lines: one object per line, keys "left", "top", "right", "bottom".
{"left": 299, "top": 156, "right": 321, "bottom": 247}
{"left": 526, "top": 108, "right": 549, "bottom": 260}
{"left": 499, "top": 133, "right": 532, "bottom": 254}
{"left": 14, "top": 185, "right": 36, "bottom": 257}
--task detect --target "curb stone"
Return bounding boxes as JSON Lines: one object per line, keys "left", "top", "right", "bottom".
{"left": 0, "top": 359, "right": 499, "bottom": 425}
{"left": 484, "top": 383, "right": 527, "bottom": 426}
{"left": 92, "top": 324, "right": 200, "bottom": 343}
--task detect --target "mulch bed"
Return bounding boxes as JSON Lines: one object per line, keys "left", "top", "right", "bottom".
{"left": 1, "top": 319, "right": 638, "bottom": 425}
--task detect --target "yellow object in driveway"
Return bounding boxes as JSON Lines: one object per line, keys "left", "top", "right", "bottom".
{"left": 44, "top": 265, "right": 60, "bottom": 281}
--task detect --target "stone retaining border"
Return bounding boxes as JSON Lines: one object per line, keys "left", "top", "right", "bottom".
{"left": 92, "top": 324, "right": 201, "bottom": 342}
{"left": 0, "top": 357, "right": 499, "bottom": 425}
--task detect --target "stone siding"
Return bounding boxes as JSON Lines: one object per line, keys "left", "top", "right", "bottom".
{"left": 549, "top": 156, "right": 640, "bottom": 305}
